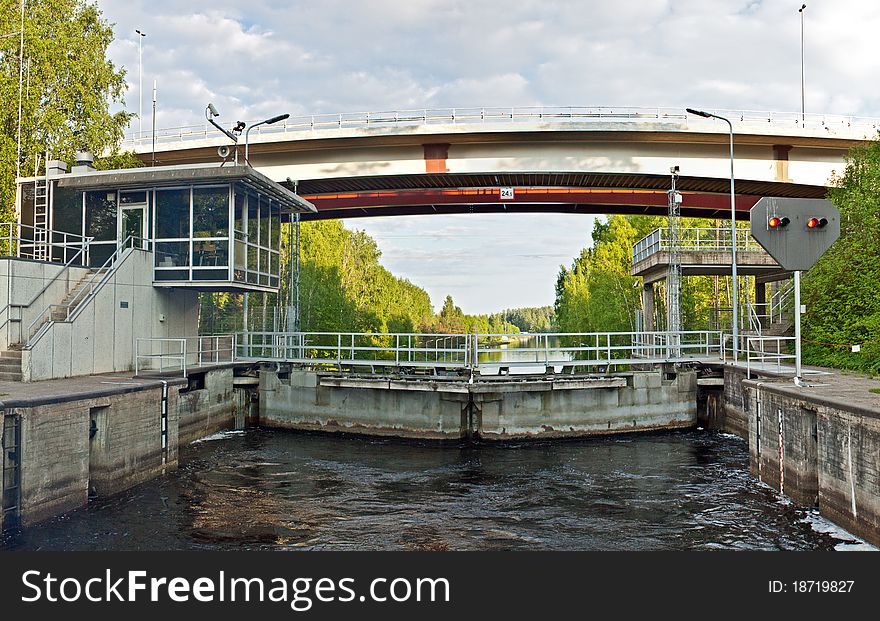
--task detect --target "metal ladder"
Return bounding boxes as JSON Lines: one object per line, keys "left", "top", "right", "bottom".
{"left": 1, "top": 414, "right": 22, "bottom": 530}
{"left": 32, "top": 175, "right": 50, "bottom": 261}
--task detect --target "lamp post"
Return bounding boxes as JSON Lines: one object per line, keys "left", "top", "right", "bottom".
{"left": 136, "top": 29, "right": 146, "bottom": 141}
{"left": 799, "top": 4, "right": 806, "bottom": 128}
{"left": 244, "top": 114, "right": 291, "bottom": 165}
{"left": 686, "top": 108, "right": 739, "bottom": 362}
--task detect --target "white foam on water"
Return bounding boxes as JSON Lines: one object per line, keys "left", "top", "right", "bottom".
{"left": 801, "top": 511, "right": 878, "bottom": 551}
{"left": 190, "top": 430, "right": 247, "bottom": 444}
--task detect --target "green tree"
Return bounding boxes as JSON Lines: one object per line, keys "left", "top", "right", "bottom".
{"left": 802, "top": 139, "right": 880, "bottom": 373}
{"left": 0, "top": 0, "right": 131, "bottom": 219}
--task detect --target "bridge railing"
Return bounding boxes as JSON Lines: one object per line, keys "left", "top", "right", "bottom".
{"left": 632, "top": 227, "right": 763, "bottom": 264}
{"left": 121, "top": 105, "right": 880, "bottom": 150}
{"left": 233, "top": 330, "right": 724, "bottom": 372}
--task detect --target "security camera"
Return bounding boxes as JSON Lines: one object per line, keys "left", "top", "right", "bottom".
{"left": 670, "top": 165, "right": 680, "bottom": 174}
{"left": 207, "top": 103, "right": 220, "bottom": 118}
{"left": 217, "top": 145, "right": 231, "bottom": 158}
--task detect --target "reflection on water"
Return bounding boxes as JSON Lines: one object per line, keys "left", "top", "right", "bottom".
{"left": 1, "top": 429, "right": 865, "bottom": 551}
{"left": 479, "top": 335, "right": 573, "bottom": 374}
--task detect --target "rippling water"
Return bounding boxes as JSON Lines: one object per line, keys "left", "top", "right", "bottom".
{"left": 1, "top": 429, "right": 868, "bottom": 551}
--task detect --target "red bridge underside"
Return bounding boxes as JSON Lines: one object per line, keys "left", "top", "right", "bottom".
{"left": 300, "top": 187, "right": 762, "bottom": 221}
{"left": 291, "top": 172, "right": 827, "bottom": 222}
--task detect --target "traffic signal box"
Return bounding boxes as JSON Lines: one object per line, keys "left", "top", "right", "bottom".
{"left": 750, "top": 198, "right": 840, "bottom": 271}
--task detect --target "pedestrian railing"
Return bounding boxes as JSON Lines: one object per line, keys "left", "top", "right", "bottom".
{"left": 744, "top": 336, "right": 797, "bottom": 378}
{"left": 632, "top": 227, "right": 764, "bottom": 265}
{"left": 232, "top": 330, "right": 725, "bottom": 372}
{"left": 135, "top": 335, "right": 235, "bottom": 377}
{"left": 0, "top": 222, "right": 91, "bottom": 265}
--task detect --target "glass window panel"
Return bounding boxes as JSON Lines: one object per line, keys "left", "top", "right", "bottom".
{"left": 259, "top": 197, "right": 269, "bottom": 246}
{"left": 154, "top": 269, "right": 189, "bottom": 281}
{"left": 120, "top": 191, "right": 147, "bottom": 204}
{"left": 248, "top": 245, "right": 257, "bottom": 271}
{"left": 53, "top": 187, "right": 83, "bottom": 235}
{"left": 155, "top": 241, "right": 190, "bottom": 267}
{"left": 270, "top": 210, "right": 280, "bottom": 250}
{"left": 234, "top": 240, "right": 246, "bottom": 268}
{"left": 234, "top": 269, "right": 246, "bottom": 282}
{"left": 88, "top": 243, "right": 115, "bottom": 268}
{"left": 194, "top": 240, "right": 228, "bottom": 267}
{"left": 85, "top": 191, "right": 117, "bottom": 241}
{"left": 193, "top": 186, "right": 229, "bottom": 238}
{"left": 247, "top": 271, "right": 258, "bottom": 284}
{"left": 19, "top": 184, "right": 35, "bottom": 228}
{"left": 260, "top": 249, "right": 269, "bottom": 274}
{"left": 155, "top": 189, "right": 190, "bottom": 239}
{"left": 247, "top": 196, "right": 259, "bottom": 244}
{"left": 192, "top": 268, "right": 229, "bottom": 281}
{"left": 234, "top": 190, "right": 245, "bottom": 235}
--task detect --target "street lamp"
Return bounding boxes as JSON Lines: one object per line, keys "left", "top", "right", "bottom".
{"left": 799, "top": 4, "right": 806, "bottom": 128}
{"left": 244, "top": 114, "right": 291, "bottom": 164}
{"left": 686, "top": 108, "right": 739, "bottom": 363}
{"left": 136, "top": 29, "right": 146, "bottom": 141}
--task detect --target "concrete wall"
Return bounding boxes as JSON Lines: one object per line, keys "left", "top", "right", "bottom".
{"left": 261, "top": 371, "right": 468, "bottom": 440}
{"left": 743, "top": 380, "right": 880, "bottom": 547}
{"left": 21, "top": 249, "right": 199, "bottom": 382}
{"left": 0, "top": 258, "right": 90, "bottom": 350}
{"left": 259, "top": 369, "right": 698, "bottom": 441}
{"left": 6, "top": 383, "right": 181, "bottom": 526}
{"left": 714, "top": 367, "right": 750, "bottom": 439}
{"left": 177, "top": 367, "right": 238, "bottom": 444}
{"left": 475, "top": 372, "right": 697, "bottom": 439}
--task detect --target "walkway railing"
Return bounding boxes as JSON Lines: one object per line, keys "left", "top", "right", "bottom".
{"left": 744, "top": 336, "right": 797, "bottom": 378}
{"left": 236, "top": 332, "right": 471, "bottom": 369}
{"left": 0, "top": 222, "right": 91, "bottom": 265}
{"left": 121, "top": 106, "right": 880, "bottom": 150}
{"left": 233, "top": 330, "right": 724, "bottom": 372}
{"left": 632, "top": 227, "right": 763, "bottom": 265}
{"left": 135, "top": 335, "right": 235, "bottom": 377}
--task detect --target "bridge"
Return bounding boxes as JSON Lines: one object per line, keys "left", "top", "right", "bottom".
{"left": 124, "top": 106, "right": 874, "bottom": 222}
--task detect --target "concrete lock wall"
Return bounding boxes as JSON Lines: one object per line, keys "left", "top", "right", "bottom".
{"left": 258, "top": 369, "right": 697, "bottom": 440}
{"left": 744, "top": 380, "right": 880, "bottom": 547}
{"left": 260, "top": 370, "right": 468, "bottom": 440}
{"left": 7, "top": 383, "right": 182, "bottom": 526}
{"left": 21, "top": 249, "right": 199, "bottom": 382}
{"left": 177, "top": 368, "right": 239, "bottom": 444}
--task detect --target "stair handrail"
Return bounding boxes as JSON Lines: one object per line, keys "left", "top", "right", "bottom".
{"left": 769, "top": 281, "right": 795, "bottom": 325}
{"left": 25, "top": 236, "right": 149, "bottom": 348}
{"left": 1, "top": 233, "right": 94, "bottom": 345}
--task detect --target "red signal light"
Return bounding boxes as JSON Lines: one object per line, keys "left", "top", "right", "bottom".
{"left": 769, "top": 217, "right": 780, "bottom": 228}
{"left": 768, "top": 216, "right": 789, "bottom": 229}
{"left": 807, "top": 217, "right": 828, "bottom": 229}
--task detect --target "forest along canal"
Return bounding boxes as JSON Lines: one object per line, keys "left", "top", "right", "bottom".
{"left": 2, "top": 429, "right": 874, "bottom": 551}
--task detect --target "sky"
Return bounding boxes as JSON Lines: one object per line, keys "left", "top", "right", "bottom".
{"left": 97, "top": 0, "right": 880, "bottom": 314}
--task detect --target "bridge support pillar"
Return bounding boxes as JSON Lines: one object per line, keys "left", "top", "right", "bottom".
{"left": 642, "top": 283, "right": 654, "bottom": 332}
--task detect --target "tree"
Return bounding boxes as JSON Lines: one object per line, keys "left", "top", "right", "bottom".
{"left": 802, "top": 139, "right": 880, "bottom": 373}
{"left": 0, "top": 0, "right": 131, "bottom": 220}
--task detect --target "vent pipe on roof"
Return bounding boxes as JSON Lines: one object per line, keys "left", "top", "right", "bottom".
{"left": 46, "top": 160, "right": 69, "bottom": 176}
{"left": 72, "top": 150, "right": 96, "bottom": 173}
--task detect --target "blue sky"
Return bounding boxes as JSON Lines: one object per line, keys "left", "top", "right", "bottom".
{"left": 98, "top": 0, "right": 880, "bottom": 313}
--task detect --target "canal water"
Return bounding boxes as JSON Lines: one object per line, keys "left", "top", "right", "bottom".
{"left": 2, "top": 429, "right": 872, "bottom": 551}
